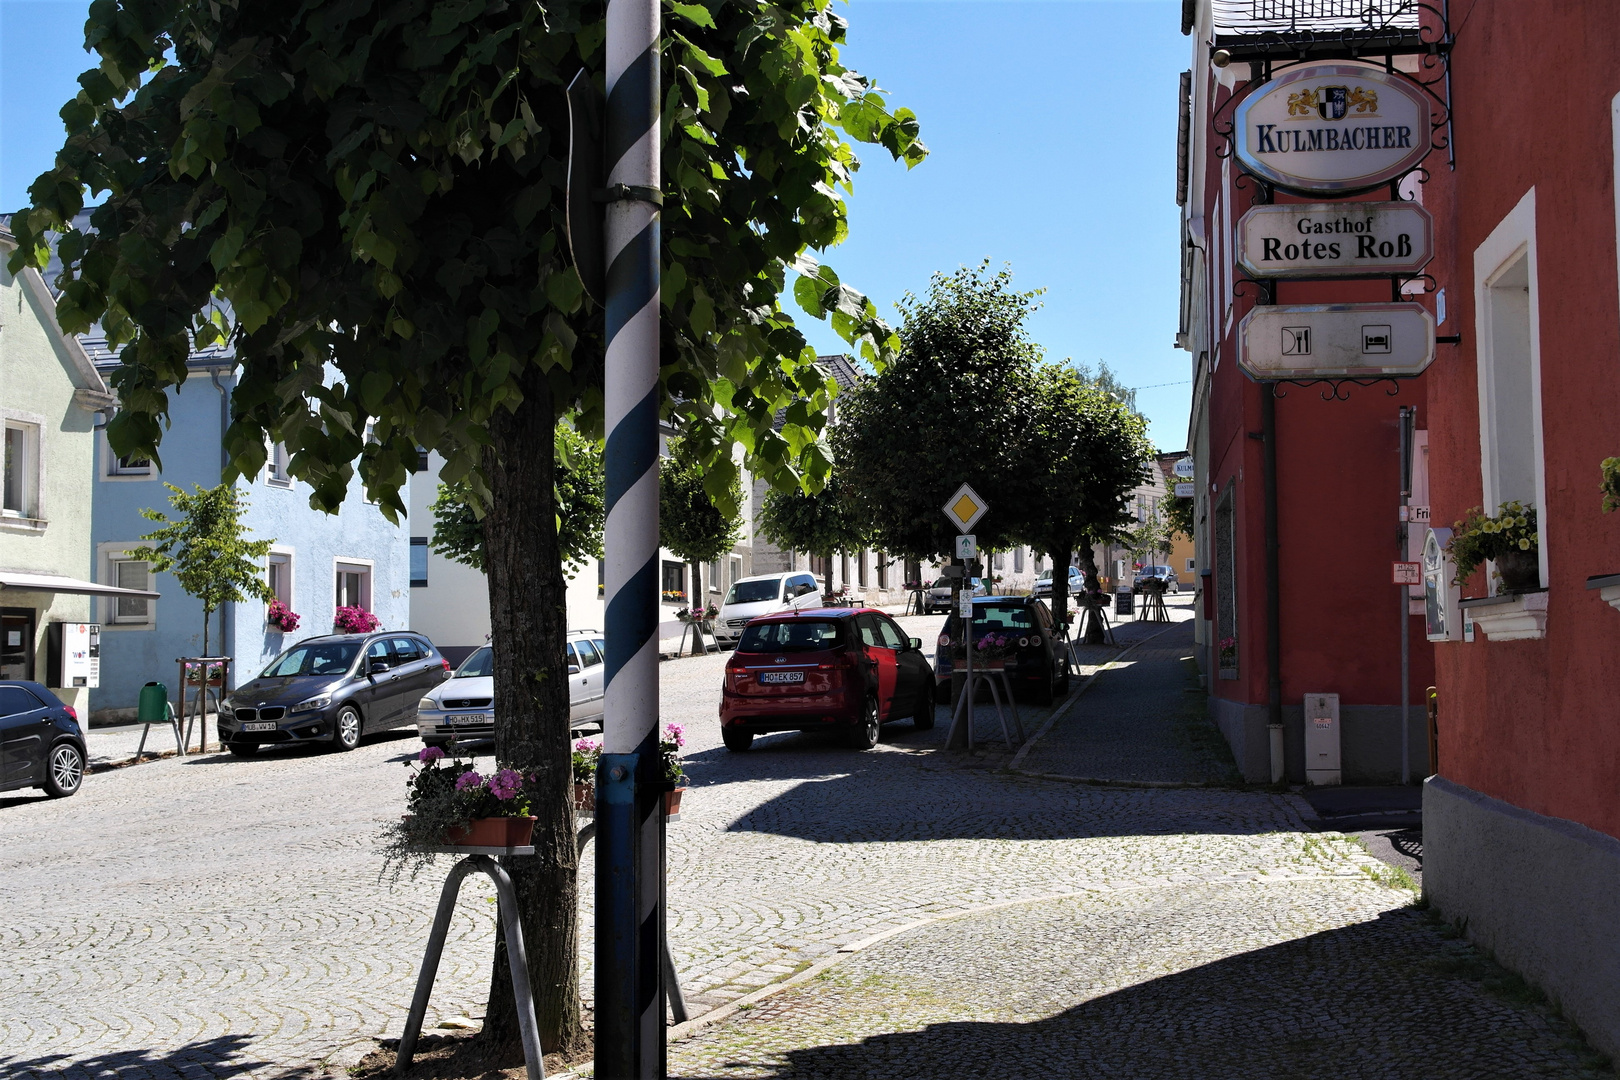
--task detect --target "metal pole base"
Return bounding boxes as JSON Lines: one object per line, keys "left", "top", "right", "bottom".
{"left": 398, "top": 854, "right": 545, "bottom": 1080}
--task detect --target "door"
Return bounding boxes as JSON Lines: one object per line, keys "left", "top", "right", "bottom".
{"left": 388, "top": 636, "right": 438, "bottom": 728}
{"left": 854, "top": 614, "right": 900, "bottom": 719}
{"left": 359, "top": 638, "right": 400, "bottom": 726}
{"left": 877, "top": 615, "right": 929, "bottom": 708}
{"left": 572, "top": 638, "right": 606, "bottom": 720}
{"left": 1, "top": 609, "right": 35, "bottom": 680}
{"left": 0, "top": 683, "right": 50, "bottom": 788}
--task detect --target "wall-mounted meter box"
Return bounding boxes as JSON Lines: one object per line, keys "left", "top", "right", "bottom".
{"left": 1423, "top": 527, "right": 1460, "bottom": 642}
{"left": 1304, "top": 692, "right": 1342, "bottom": 787}
{"left": 47, "top": 622, "right": 101, "bottom": 689}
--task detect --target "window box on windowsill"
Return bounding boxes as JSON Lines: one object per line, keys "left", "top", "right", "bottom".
{"left": 1459, "top": 589, "right": 1548, "bottom": 641}
{"left": 1584, "top": 573, "right": 1620, "bottom": 613}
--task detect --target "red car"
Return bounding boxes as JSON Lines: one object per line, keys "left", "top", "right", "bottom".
{"left": 719, "top": 608, "right": 936, "bottom": 751}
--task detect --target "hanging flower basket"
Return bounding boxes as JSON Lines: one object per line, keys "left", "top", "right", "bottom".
{"left": 380, "top": 748, "right": 543, "bottom": 879}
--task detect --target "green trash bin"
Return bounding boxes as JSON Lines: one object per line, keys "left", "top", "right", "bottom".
{"left": 137, "top": 681, "right": 171, "bottom": 724}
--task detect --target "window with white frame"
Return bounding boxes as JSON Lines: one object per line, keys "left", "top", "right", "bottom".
{"left": 729, "top": 557, "right": 741, "bottom": 590}
{"left": 1014, "top": 548, "right": 1024, "bottom": 573}
{"left": 266, "top": 443, "right": 292, "bottom": 487}
{"left": 335, "top": 560, "right": 372, "bottom": 610}
{"left": 2, "top": 420, "right": 42, "bottom": 519}
{"left": 104, "top": 431, "right": 154, "bottom": 478}
{"left": 708, "top": 559, "right": 721, "bottom": 593}
{"left": 267, "top": 550, "right": 293, "bottom": 605}
{"left": 108, "top": 555, "right": 153, "bottom": 625}
{"left": 1473, "top": 190, "right": 1544, "bottom": 585}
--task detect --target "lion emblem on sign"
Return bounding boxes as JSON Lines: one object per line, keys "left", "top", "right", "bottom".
{"left": 1286, "top": 88, "right": 1319, "bottom": 116}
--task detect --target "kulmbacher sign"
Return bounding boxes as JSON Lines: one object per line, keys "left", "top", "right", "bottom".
{"left": 1233, "top": 63, "right": 1432, "bottom": 194}
{"left": 1237, "top": 202, "right": 1434, "bottom": 278}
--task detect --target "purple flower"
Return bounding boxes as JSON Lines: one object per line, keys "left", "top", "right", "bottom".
{"left": 489, "top": 768, "right": 524, "bottom": 801}
{"left": 574, "top": 737, "right": 602, "bottom": 754}
{"left": 455, "top": 770, "right": 484, "bottom": 792}
{"left": 419, "top": 746, "right": 445, "bottom": 762}
{"left": 664, "top": 723, "right": 685, "bottom": 748}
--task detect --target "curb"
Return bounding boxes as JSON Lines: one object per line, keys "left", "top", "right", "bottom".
{"left": 1006, "top": 621, "right": 1184, "bottom": 774}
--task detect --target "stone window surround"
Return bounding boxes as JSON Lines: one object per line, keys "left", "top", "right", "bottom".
{"left": 334, "top": 557, "right": 374, "bottom": 611}
{"left": 268, "top": 546, "right": 295, "bottom": 606}
{"left": 97, "top": 540, "right": 157, "bottom": 630}
{"left": 0, "top": 407, "right": 48, "bottom": 529}
{"left": 98, "top": 429, "right": 155, "bottom": 481}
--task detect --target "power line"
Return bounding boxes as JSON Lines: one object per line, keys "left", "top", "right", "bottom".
{"left": 1129, "top": 380, "right": 1191, "bottom": 391}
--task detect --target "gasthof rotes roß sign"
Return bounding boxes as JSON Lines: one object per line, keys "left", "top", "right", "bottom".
{"left": 1233, "top": 63, "right": 1433, "bottom": 194}
{"left": 1237, "top": 201, "right": 1433, "bottom": 278}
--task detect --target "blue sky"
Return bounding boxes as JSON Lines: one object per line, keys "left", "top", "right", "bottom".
{"left": 0, "top": 0, "right": 1193, "bottom": 448}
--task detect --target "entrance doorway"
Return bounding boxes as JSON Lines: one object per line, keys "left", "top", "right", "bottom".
{"left": 2, "top": 607, "right": 36, "bottom": 680}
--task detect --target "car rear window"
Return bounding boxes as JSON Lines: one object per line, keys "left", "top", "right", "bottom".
{"left": 725, "top": 579, "right": 782, "bottom": 604}
{"left": 971, "top": 604, "right": 1036, "bottom": 630}
{"left": 738, "top": 619, "right": 844, "bottom": 652}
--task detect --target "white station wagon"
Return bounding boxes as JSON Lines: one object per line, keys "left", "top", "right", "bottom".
{"left": 416, "top": 629, "right": 608, "bottom": 747}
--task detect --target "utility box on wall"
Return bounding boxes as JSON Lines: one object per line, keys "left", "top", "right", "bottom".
{"left": 46, "top": 622, "right": 101, "bottom": 690}
{"left": 1304, "top": 692, "right": 1341, "bottom": 786}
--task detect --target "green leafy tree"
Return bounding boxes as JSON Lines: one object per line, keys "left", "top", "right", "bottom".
{"left": 834, "top": 262, "right": 1043, "bottom": 563}
{"left": 9, "top": 0, "right": 924, "bottom": 1057}
{"left": 128, "top": 483, "right": 273, "bottom": 659}
{"left": 1013, "top": 364, "right": 1154, "bottom": 634}
{"left": 660, "top": 449, "right": 743, "bottom": 602}
{"left": 431, "top": 427, "right": 605, "bottom": 574}
{"left": 758, "top": 474, "right": 869, "bottom": 566}
{"left": 1166, "top": 491, "right": 1195, "bottom": 543}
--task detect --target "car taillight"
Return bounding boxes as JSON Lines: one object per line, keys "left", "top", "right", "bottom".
{"left": 63, "top": 705, "right": 78, "bottom": 722}
{"left": 441, "top": 660, "right": 452, "bottom": 673}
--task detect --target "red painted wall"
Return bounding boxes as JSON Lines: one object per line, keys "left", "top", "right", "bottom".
{"left": 1424, "top": 1, "right": 1620, "bottom": 838}
{"left": 1202, "top": 77, "right": 1435, "bottom": 715}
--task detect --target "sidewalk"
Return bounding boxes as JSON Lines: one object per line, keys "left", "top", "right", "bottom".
{"left": 1016, "top": 612, "right": 1241, "bottom": 787}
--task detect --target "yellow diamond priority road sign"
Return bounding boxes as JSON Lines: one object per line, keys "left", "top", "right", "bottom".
{"left": 943, "top": 483, "right": 988, "bottom": 533}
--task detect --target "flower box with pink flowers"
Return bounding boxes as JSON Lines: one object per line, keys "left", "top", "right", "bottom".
{"left": 379, "top": 748, "right": 542, "bottom": 878}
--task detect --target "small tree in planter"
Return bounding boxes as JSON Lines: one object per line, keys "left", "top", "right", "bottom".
{"left": 128, "top": 483, "right": 274, "bottom": 660}
{"left": 1446, "top": 501, "right": 1540, "bottom": 595}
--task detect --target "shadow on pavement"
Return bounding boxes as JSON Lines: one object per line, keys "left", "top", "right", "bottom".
{"left": 0, "top": 1034, "right": 310, "bottom": 1080}
{"left": 673, "top": 908, "right": 1607, "bottom": 1080}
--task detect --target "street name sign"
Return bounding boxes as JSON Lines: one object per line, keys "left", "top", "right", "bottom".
{"left": 943, "top": 483, "right": 989, "bottom": 533}
{"left": 1233, "top": 63, "right": 1432, "bottom": 194}
{"left": 1237, "top": 202, "right": 1433, "bottom": 278}
{"left": 1239, "top": 303, "right": 1435, "bottom": 380}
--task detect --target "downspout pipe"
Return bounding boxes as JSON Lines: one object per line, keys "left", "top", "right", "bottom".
{"left": 1262, "top": 382, "right": 1284, "bottom": 784}
{"left": 209, "top": 369, "right": 233, "bottom": 685}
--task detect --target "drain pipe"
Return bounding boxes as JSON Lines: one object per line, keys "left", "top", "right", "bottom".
{"left": 1262, "top": 382, "right": 1284, "bottom": 784}
{"left": 209, "top": 369, "right": 234, "bottom": 686}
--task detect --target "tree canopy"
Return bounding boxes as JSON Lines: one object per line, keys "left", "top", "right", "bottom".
{"left": 660, "top": 448, "right": 743, "bottom": 597}
{"left": 758, "top": 474, "right": 868, "bottom": 561}
{"left": 834, "top": 262, "right": 1043, "bottom": 561}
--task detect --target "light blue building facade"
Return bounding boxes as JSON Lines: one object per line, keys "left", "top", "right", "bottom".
{"left": 87, "top": 350, "right": 410, "bottom": 716}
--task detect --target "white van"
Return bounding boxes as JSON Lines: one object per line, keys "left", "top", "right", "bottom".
{"left": 714, "top": 572, "right": 825, "bottom": 647}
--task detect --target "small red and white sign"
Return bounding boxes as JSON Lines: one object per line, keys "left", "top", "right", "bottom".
{"left": 1393, "top": 561, "right": 1422, "bottom": 585}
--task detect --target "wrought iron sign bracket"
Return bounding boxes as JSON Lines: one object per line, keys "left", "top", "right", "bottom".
{"left": 1270, "top": 376, "right": 1408, "bottom": 401}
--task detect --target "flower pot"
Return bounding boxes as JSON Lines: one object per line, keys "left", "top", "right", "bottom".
{"left": 444, "top": 816, "right": 537, "bottom": 848}
{"left": 1496, "top": 550, "right": 1540, "bottom": 592}
{"left": 574, "top": 782, "right": 595, "bottom": 812}
{"left": 663, "top": 787, "right": 685, "bottom": 818}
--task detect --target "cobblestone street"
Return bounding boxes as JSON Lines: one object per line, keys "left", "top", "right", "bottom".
{"left": 1, "top": 598, "right": 1609, "bottom": 1078}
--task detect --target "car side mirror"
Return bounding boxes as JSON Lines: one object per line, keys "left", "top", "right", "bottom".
{"left": 369, "top": 660, "right": 391, "bottom": 675}
{"left": 568, "top": 664, "right": 581, "bottom": 675}
{"left": 908, "top": 637, "right": 922, "bottom": 651}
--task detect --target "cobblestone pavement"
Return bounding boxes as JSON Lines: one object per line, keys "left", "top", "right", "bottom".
{"left": 7, "top": 597, "right": 1600, "bottom": 1079}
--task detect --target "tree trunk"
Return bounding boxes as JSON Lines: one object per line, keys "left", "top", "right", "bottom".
{"left": 1077, "top": 544, "right": 1106, "bottom": 645}
{"left": 1047, "top": 542, "right": 1072, "bottom": 645}
{"left": 480, "top": 370, "right": 586, "bottom": 1061}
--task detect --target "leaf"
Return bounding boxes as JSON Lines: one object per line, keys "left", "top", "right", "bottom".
{"left": 667, "top": 1, "right": 715, "bottom": 28}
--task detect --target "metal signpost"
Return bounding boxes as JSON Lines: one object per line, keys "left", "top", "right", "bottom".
{"left": 942, "top": 486, "right": 988, "bottom": 752}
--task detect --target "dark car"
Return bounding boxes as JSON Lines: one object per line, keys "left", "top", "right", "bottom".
{"left": 1132, "top": 565, "right": 1180, "bottom": 594}
{"left": 0, "top": 681, "right": 86, "bottom": 798}
{"left": 719, "top": 608, "right": 935, "bottom": 751}
{"left": 218, "top": 632, "right": 451, "bottom": 755}
{"left": 933, "top": 596, "right": 1069, "bottom": 706}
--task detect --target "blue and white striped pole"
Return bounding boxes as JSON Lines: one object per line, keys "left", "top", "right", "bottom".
{"left": 596, "top": 0, "right": 664, "bottom": 1070}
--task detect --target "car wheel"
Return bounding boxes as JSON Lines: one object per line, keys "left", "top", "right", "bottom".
{"left": 332, "top": 706, "right": 363, "bottom": 751}
{"left": 847, "top": 697, "right": 880, "bottom": 750}
{"left": 722, "top": 727, "right": 754, "bottom": 752}
{"left": 227, "top": 742, "right": 257, "bottom": 758}
{"left": 43, "top": 742, "right": 84, "bottom": 798}
{"left": 912, "top": 690, "right": 935, "bottom": 730}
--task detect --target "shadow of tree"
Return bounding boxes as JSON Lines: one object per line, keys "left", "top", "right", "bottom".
{"left": 0, "top": 1033, "right": 321, "bottom": 1080}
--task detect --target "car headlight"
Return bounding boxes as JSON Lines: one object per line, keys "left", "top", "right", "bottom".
{"left": 219, "top": 700, "right": 235, "bottom": 716}
{"left": 292, "top": 694, "right": 332, "bottom": 713}
{"left": 418, "top": 697, "right": 437, "bottom": 712}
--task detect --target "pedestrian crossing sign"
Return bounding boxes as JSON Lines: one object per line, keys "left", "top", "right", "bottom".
{"left": 943, "top": 483, "right": 988, "bottom": 532}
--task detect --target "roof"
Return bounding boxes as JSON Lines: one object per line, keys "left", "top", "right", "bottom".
{"left": 0, "top": 228, "right": 114, "bottom": 406}
{"left": 0, "top": 570, "right": 159, "bottom": 600}
{"left": 750, "top": 607, "right": 864, "bottom": 621}
{"left": 815, "top": 353, "right": 862, "bottom": 388}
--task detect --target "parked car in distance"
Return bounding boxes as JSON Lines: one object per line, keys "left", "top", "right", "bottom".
{"left": 416, "top": 630, "right": 608, "bottom": 747}
{"left": 1032, "top": 566, "right": 1083, "bottom": 600}
{"left": 924, "top": 576, "right": 986, "bottom": 614}
{"left": 934, "top": 596, "right": 1069, "bottom": 706}
{"left": 714, "top": 572, "right": 825, "bottom": 647}
{"left": 720, "top": 608, "right": 934, "bottom": 751}
{"left": 219, "top": 632, "right": 451, "bottom": 755}
{"left": 1133, "top": 566, "right": 1181, "bottom": 594}
{"left": 0, "top": 681, "right": 86, "bottom": 798}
